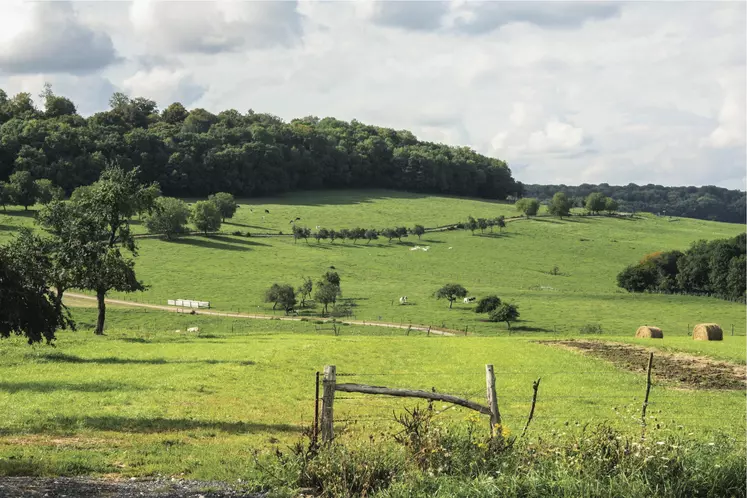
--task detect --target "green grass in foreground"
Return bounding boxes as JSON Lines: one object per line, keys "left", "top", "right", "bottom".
{"left": 0, "top": 307, "right": 743, "bottom": 481}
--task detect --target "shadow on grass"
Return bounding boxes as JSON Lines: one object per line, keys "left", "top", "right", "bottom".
{"left": 169, "top": 237, "right": 253, "bottom": 252}
{"left": 242, "top": 189, "right": 430, "bottom": 207}
{"left": 1, "top": 210, "right": 36, "bottom": 218}
{"left": 0, "top": 381, "right": 137, "bottom": 394}
{"left": 474, "top": 232, "right": 515, "bottom": 238}
{"left": 29, "top": 352, "right": 254, "bottom": 366}
{"left": 0, "top": 416, "right": 299, "bottom": 435}
{"left": 510, "top": 325, "right": 553, "bottom": 333}
{"left": 211, "top": 235, "right": 269, "bottom": 247}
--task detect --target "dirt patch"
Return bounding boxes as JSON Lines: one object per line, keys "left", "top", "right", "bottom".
{"left": 542, "top": 340, "right": 746, "bottom": 390}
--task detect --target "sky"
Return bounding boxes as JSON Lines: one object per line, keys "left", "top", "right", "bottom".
{"left": 0, "top": 1, "right": 744, "bottom": 189}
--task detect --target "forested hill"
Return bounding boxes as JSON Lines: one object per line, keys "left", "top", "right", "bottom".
{"left": 0, "top": 89, "right": 519, "bottom": 200}
{"left": 524, "top": 183, "right": 746, "bottom": 224}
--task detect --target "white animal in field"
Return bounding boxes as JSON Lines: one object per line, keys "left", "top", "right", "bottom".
{"left": 187, "top": 327, "right": 200, "bottom": 333}
{"left": 399, "top": 296, "right": 408, "bottom": 304}
{"left": 316, "top": 225, "right": 321, "bottom": 230}
{"left": 463, "top": 297, "right": 476, "bottom": 303}
{"left": 174, "top": 330, "right": 182, "bottom": 333}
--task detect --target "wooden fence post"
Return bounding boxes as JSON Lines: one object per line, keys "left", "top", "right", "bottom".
{"left": 322, "top": 365, "right": 336, "bottom": 443}
{"left": 640, "top": 353, "right": 653, "bottom": 440}
{"left": 313, "top": 371, "right": 320, "bottom": 447}
{"left": 485, "top": 364, "right": 501, "bottom": 435}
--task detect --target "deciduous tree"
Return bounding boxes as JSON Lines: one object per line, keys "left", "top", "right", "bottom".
{"left": 208, "top": 192, "right": 238, "bottom": 222}
{"left": 548, "top": 192, "right": 572, "bottom": 219}
{"left": 191, "top": 200, "right": 222, "bottom": 235}
{"left": 435, "top": 283, "right": 468, "bottom": 309}
{"left": 145, "top": 197, "right": 190, "bottom": 239}
{"left": 489, "top": 303, "right": 520, "bottom": 329}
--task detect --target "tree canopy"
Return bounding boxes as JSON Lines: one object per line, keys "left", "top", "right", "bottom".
{"left": 435, "top": 283, "right": 468, "bottom": 309}
{"left": 0, "top": 88, "right": 520, "bottom": 202}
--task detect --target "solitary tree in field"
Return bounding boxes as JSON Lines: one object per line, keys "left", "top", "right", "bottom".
{"left": 548, "top": 192, "right": 573, "bottom": 219}
{"left": 475, "top": 295, "right": 501, "bottom": 313}
{"left": 7, "top": 171, "right": 38, "bottom": 210}
{"left": 605, "top": 197, "right": 619, "bottom": 215}
{"left": 466, "top": 216, "right": 478, "bottom": 234}
{"left": 209, "top": 192, "right": 238, "bottom": 222}
{"left": 315, "top": 281, "right": 341, "bottom": 315}
{"left": 412, "top": 224, "right": 425, "bottom": 240}
{"left": 297, "top": 277, "right": 313, "bottom": 307}
{"left": 489, "top": 303, "right": 520, "bottom": 329}
{"left": 435, "top": 283, "right": 468, "bottom": 309}
{"left": 191, "top": 200, "right": 222, "bottom": 235}
{"left": 515, "top": 198, "right": 540, "bottom": 218}
{"left": 264, "top": 283, "right": 296, "bottom": 313}
{"left": 145, "top": 197, "right": 190, "bottom": 240}
{"left": 585, "top": 192, "right": 607, "bottom": 214}
{"left": 364, "top": 229, "right": 378, "bottom": 244}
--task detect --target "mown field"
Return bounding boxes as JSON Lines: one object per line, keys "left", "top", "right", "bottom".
{"left": 0, "top": 190, "right": 745, "bottom": 486}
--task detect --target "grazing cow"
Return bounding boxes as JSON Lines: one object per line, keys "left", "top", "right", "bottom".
{"left": 187, "top": 327, "right": 200, "bottom": 333}
{"left": 295, "top": 217, "right": 301, "bottom": 221}
{"left": 399, "top": 296, "right": 408, "bottom": 304}
{"left": 265, "top": 209, "right": 270, "bottom": 213}
{"left": 463, "top": 297, "right": 476, "bottom": 303}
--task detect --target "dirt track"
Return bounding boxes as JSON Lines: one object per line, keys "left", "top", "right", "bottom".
{"left": 64, "top": 293, "right": 457, "bottom": 336}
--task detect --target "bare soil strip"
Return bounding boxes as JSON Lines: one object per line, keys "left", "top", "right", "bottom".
{"left": 542, "top": 340, "right": 746, "bottom": 390}
{"left": 64, "top": 293, "right": 456, "bottom": 336}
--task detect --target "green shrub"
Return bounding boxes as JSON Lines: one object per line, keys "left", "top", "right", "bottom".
{"left": 579, "top": 323, "right": 603, "bottom": 334}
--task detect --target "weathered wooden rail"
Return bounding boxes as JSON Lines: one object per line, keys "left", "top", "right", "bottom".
{"left": 318, "top": 364, "right": 503, "bottom": 443}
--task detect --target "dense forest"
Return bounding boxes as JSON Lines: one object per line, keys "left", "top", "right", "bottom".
{"left": 617, "top": 233, "right": 746, "bottom": 302}
{"left": 0, "top": 88, "right": 519, "bottom": 200}
{"left": 524, "top": 184, "right": 746, "bottom": 224}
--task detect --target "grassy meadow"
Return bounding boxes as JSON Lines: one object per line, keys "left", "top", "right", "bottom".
{"left": 0, "top": 189, "right": 745, "bottom": 485}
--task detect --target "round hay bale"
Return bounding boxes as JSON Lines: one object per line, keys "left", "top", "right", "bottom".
{"left": 692, "top": 323, "right": 723, "bottom": 341}
{"left": 636, "top": 326, "right": 663, "bottom": 338}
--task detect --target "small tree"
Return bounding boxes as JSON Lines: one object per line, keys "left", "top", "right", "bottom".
{"left": 477, "top": 218, "right": 488, "bottom": 233}
{"left": 145, "top": 197, "right": 190, "bottom": 240}
{"left": 475, "top": 295, "right": 501, "bottom": 313}
{"left": 496, "top": 216, "right": 506, "bottom": 232}
{"left": 0, "top": 182, "right": 10, "bottom": 211}
{"left": 435, "top": 283, "right": 468, "bottom": 309}
{"left": 7, "top": 171, "right": 38, "bottom": 210}
{"left": 395, "top": 226, "right": 408, "bottom": 242}
{"left": 605, "top": 197, "right": 619, "bottom": 214}
{"left": 351, "top": 228, "right": 365, "bottom": 244}
{"left": 293, "top": 225, "right": 307, "bottom": 244}
{"left": 265, "top": 283, "right": 296, "bottom": 313}
{"left": 323, "top": 271, "right": 341, "bottom": 287}
{"left": 585, "top": 192, "right": 607, "bottom": 214}
{"left": 412, "top": 224, "right": 425, "bottom": 240}
{"left": 191, "top": 200, "right": 222, "bottom": 235}
{"left": 329, "top": 229, "right": 338, "bottom": 243}
{"left": 315, "top": 228, "right": 329, "bottom": 243}
{"left": 338, "top": 229, "right": 350, "bottom": 243}
{"left": 383, "top": 228, "right": 397, "bottom": 243}
{"left": 489, "top": 303, "right": 520, "bottom": 329}
{"left": 364, "top": 229, "right": 378, "bottom": 244}
{"left": 297, "top": 277, "right": 313, "bottom": 307}
{"left": 34, "top": 179, "right": 64, "bottom": 205}
{"left": 208, "top": 192, "right": 238, "bottom": 222}
{"left": 515, "top": 198, "right": 540, "bottom": 218}
{"left": 315, "top": 281, "right": 341, "bottom": 315}
{"left": 548, "top": 192, "right": 572, "bottom": 219}
{"left": 466, "top": 216, "right": 478, "bottom": 234}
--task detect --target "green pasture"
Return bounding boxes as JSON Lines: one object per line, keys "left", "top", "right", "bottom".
{"left": 0, "top": 307, "right": 744, "bottom": 480}
{"left": 0, "top": 190, "right": 744, "bottom": 337}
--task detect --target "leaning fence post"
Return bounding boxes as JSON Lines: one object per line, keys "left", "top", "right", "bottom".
{"left": 322, "top": 365, "right": 336, "bottom": 443}
{"left": 641, "top": 352, "right": 654, "bottom": 440}
{"left": 485, "top": 364, "right": 501, "bottom": 435}
{"left": 313, "top": 371, "right": 320, "bottom": 448}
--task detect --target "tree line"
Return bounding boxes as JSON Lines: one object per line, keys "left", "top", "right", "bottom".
{"left": 616, "top": 233, "right": 746, "bottom": 301}
{"left": 0, "top": 87, "right": 520, "bottom": 202}
{"left": 523, "top": 183, "right": 745, "bottom": 224}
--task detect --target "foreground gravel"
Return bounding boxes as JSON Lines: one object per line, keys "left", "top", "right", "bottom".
{"left": 0, "top": 477, "right": 268, "bottom": 498}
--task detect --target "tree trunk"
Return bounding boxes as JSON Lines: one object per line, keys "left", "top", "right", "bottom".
{"left": 53, "top": 286, "right": 64, "bottom": 309}
{"left": 95, "top": 289, "right": 106, "bottom": 335}
{"left": 449, "top": 299, "right": 453, "bottom": 309}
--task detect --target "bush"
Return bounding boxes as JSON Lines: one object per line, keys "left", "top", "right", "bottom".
{"left": 232, "top": 230, "right": 242, "bottom": 236}
{"left": 579, "top": 323, "right": 603, "bottom": 334}
{"left": 489, "top": 303, "right": 520, "bottom": 328}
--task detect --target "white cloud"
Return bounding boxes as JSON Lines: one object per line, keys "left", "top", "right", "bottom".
{"left": 0, "top": 1, "right": 119, "bottom": 75}
{"left": 0, "top": 0, "right": 744, "bottom": 189}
